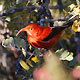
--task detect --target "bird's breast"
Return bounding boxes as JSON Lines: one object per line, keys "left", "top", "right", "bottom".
{"left": 27, "top": 36, "right": 41, "bottom": 48}
{"left": 27, "top": 36, "right": 40, "bottom": 44}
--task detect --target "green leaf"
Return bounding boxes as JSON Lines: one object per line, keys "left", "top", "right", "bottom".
{"left": 60, "top": 51, "right": 69, "bottom": 58}
{"left": 4, "top": 37, "right": 13, "bottom": 46}
{"left": 65, "top": 53, "right": 73, "bottom": 61}
{"left": 20, "top": 39, "right": 26, "bottom": 50}
{"left": 55, "top": 48, "right": 73, "bottom": 61}
{"left": 14, "top": 38, "right": 21, "bottom": 48}
{"left": 55, "top": 48, "right": 64, "bottom": 55}
{"left": 14, "top": 38, "right": 26, "bottom": 49}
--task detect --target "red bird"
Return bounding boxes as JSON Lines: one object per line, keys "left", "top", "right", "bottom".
{"left": 16, "top": 23, "right": 73, "bottom": 49}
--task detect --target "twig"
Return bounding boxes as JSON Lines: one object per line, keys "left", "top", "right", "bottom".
{"left": 26, "top": 0, "right": 31, "bottom": 7}
{"left": 2, "top": 20, "right": 24, "bottom": 25}
{"left": 10, "top": 0, "right": 28, "bottom": 8}
{"left": 2, "top": 40, "right": 36, "bottom": 56}
{"left": 76, "top": 0, "right": 80, "bottom": 6}
{"left": 0, "top": 5, "right": 63, "bottom": 17}
{"left": 57, "top": 0, "right": 64, "bottom": 12}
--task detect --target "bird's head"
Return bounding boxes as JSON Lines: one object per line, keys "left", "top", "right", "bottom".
{"left": 16, "top": 24, "right": 42, "bottom": 37}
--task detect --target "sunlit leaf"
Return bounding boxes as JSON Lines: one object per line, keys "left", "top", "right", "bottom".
{"left": 22, "top": 48, "right": 27, "bottom": 57}
{"left": 5, "top": 17, "right": 11, "bottom": 21}
{"left": 45, "top": 16, "right": 48, "bottom": 19}
{"left": 65, "top": 52, "right": 73, "bottom": 61}
{"left": 34, "top": 9, "right": 38, "bottom": 12}
{"left": 68, "top": 4, "right": 80, "bottom": 16}
{"left": 55, "top": 48, "right": 64, "bottom": 56}
{"left": 29, "top": 45, "right": 32, "bottom": 50}
{"left": 73, "top": 7, "right": 80, "bottom": 15}
{"left": 30, "top": 21, "right": 34, "bottom": 23}
{"left": 31, "top": 56, "right": 39, "bottom": 63}
{"left": 72, "top": 20, "right": 80, "bottom": 32}
{"left": 55, "top": 49, "right": 73, "bottom": 61}
{"left": 19, "top": 60, "right": 29, "bottom": 70}
{"left": 60, "top": 52, "right": 73, "bottom": 61}
{"left": 60, "top": 51, "right": 69, "bottom": 58}
{"left": 69, "top": 4, "right": 76, "bottom": 10}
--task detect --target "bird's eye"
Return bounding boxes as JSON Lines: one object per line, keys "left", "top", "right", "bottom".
{"left": 30, "top": 28, "right": 33, "bottom": 30}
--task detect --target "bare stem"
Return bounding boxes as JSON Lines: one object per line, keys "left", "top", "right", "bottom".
{"left": 76, "top": 0, "right": 80, "bottom": 6}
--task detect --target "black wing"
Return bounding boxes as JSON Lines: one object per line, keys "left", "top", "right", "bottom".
{"left": 42, "top": 21, "right": 73, "bottom": 41}
{"left": 42, "top": 27, "right": 65, "bottom": 41}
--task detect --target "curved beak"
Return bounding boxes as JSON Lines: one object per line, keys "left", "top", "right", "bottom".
{"left": 16, "top": 28, "right": 26, "bottom": 36}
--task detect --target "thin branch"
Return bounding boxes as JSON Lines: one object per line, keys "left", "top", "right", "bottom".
{"left": 26, "top": 0, "right": 31, "bottom": 7}
{"left": 57, "top": 0, "right": 64, "bottom": 12}
{"left": 2, "top": 40, "right": 36, "bottom": 56}
{"left": 0, "top": 5, "right": 64, "bottom": 17}
{"left": 76, "top": 0, "right": 80, "bottom": 6}
{"left": 2, "top": 20, "right": 24, "bottom": 25}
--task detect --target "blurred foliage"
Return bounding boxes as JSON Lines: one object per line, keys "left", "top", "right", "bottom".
{"left": 33, "top": 51, "right": 76, "bottom": 80}
{"left": 0, "top": 0, "right": 80, "bottom": 80}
